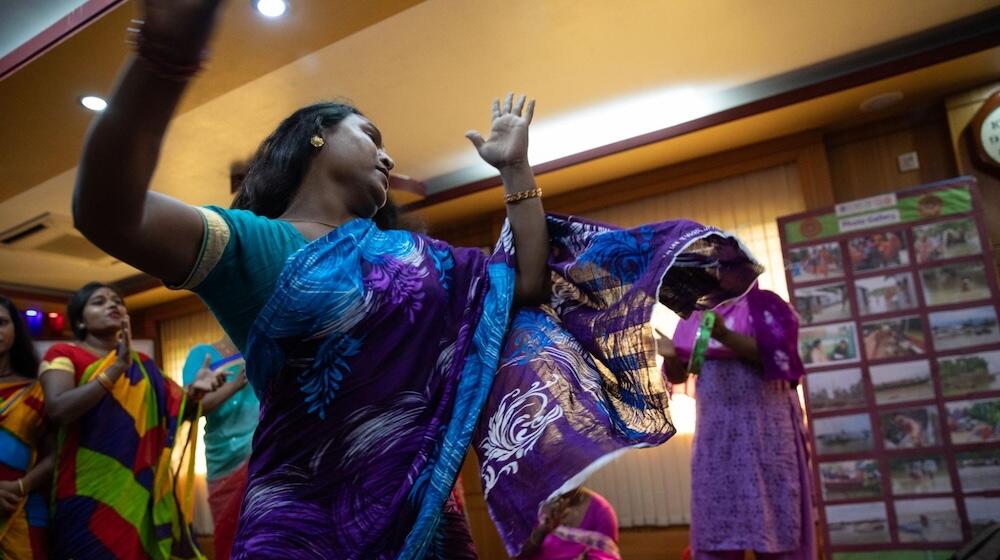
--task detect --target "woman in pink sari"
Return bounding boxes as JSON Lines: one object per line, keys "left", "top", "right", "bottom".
{"left": 522, "top": 487, "right": 620, "bottom": 560}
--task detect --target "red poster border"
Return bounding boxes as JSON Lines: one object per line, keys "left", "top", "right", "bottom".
{"left": 777, "top": 176, "right": 1000, "bottom": 557}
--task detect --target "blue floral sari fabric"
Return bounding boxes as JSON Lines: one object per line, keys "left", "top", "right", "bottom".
{"left": 233, "top": 218, "right": 513, "bottom": 559}
{"left": 228, "top": 214, "right": 759, "bottom": 559}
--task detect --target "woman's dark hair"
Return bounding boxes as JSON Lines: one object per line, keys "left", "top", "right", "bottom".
{"left": 67, "top": 282, "right": 123, "bottom": 341}
{"left": 0, "top": 296, "right": 40, "bottom": 378}
{"left": 232, "top": 102, "right": 362, "bottom": 218}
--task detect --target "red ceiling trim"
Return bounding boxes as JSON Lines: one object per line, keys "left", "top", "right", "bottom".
{"left": 0, "top": 0, "right": 126, "bottom": 82}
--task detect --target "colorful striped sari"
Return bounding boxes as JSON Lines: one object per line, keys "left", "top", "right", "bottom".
{"left": 0, "top": 379, "right": 47, "bottom": 559}
{"left": 41, "top": 344, "right": 201, "bottom": 560}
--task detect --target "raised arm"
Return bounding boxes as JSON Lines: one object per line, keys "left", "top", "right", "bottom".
{"left": 466, "top": 94, "right": 550, "bottom": 305}
{"left": 72, "top": 0, "right": 226, "bottom": 286}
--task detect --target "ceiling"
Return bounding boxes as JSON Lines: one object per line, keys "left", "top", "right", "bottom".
{"left": 0, "top": 0, "right": 88, "bottom": 60}
{"left": 0, "top": 0, "right": 999, "bottom": 302}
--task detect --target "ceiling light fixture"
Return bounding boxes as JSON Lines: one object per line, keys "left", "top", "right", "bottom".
{"left": 860, "top": 91, "right": 903, "bottom": 113}
{"left": 255, "top": 0, "right": 287, "bottom": 18}
{"left": 79, "top": 95, "right": 107, "bottom": 112}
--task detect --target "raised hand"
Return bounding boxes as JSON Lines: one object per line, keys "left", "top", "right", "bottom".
{"left": 139, "top": 0, "right": 227, "bottom": 62}
{"left": 187, "top": 354, "right": 226, "bottom": 402}
{"left": 466, "top": 93, "right": 535, "bottom": 171}
{"left": 113, "top": 317, "right": 133, "bottom": 369}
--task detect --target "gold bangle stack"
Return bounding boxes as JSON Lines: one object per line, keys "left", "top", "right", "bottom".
{"left": 16, "top": 478, "right": 25, "bottom": 497}
{"left": 504, "top": 188, "right": 542, "bottom": 203}
{"left": 95, "top": 372, "right": 114, "bottom": 391}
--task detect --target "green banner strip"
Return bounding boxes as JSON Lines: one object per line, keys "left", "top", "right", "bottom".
{"left": 784, "top": 185, "right": 973, "bottom": 244}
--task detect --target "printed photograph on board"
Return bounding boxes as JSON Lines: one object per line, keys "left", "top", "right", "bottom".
{"left": 800, "top": 322, "right": 860, "bottom": 368}
{"left": 794, "top": 282, "right": 852, "bottom": 325}
{"left": 945, "top": 397, "right": 1000, "bottom": 445}
{"left": 957, "top": 449, "right": 1000, "bottom": 493}
{"left": 825, "top": 502, "right": 891, "bottom": 546}
{"left": 888, "top": 454, "right": 952, "bottom": 495}
{"left": 879, "top": 405, "right": 940, "bottom": 450}
{"left": 938, "top": 350, "right": 1000, "bottom": 397}
{"left": 913, "top": 217, "right": 982, "bottom": 264}
{"left": 894, "top": 498, "right": 962, "bottom": 544}
{"left": 862, "top": 316, "right": 926, "bottom": 360}
{"left": 848, "top": 229, "right": 909, "bottom": 273}
{"left": 930, "top": 306, "right": 1000, "bottom": 352}
{"left": 814, "top": 413, "right": 875, "bottom": 456}
{"left": 919, "top": 261, "right": 991, "bottom": 307}
{"left": 870, "top": 360, "right": 933, "bottom": 405}
{"left": 788, "top": 242, "right": 844, "bottom": 283}
{"left": 819, "top": 459, "right": 882, "bottom": 501}
{"left": 806, "top": 368, "right": 866, "bottom": 412}
{"left": 965, "top": 496, "right": 1000, "bottom": 536}
{"left": 855, "top": 272, "right": 917, "bottom": 316}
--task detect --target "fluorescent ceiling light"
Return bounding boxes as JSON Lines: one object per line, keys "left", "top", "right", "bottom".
{"left": 256, "top": 0, "right": 287, "bottom": 18}
{"left": 79, "top": 95, "right": 107, "bottom": 112}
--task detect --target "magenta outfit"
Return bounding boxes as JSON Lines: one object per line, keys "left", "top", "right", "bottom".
{"left": 529, "top": 492, "right": 620, "bottom": 560}
{"left": 672, "top": 286, "right": 815, "bottom": 559}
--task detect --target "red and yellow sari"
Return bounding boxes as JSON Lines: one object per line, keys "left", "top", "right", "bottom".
{"left": 0, "top": 378, "right": 48, "bottom": 559}
{"left": 41, "top": 343, "right": 202, "bottom": 560}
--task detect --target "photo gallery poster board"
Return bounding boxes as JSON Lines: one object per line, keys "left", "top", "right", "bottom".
{"left": 778, "top": 176, "right": 1000, "bottom": 559}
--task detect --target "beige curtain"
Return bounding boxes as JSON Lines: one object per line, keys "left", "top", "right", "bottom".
{"left": 158, "top": 309, "right": 226, "bottom": 535}
{"left": 158, "top": 310, "right": 226, "bottom": 382}
{"left": 580, "top": 163, "right": 806, "bottom": 526}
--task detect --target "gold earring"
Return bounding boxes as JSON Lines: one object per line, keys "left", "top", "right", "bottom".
{"left": 310, "top": 135, "right": 325, "bottom": 148}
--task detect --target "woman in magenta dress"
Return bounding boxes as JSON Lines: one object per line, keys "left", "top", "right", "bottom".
{"left": 660, "top": 285, "right": 815, "bottom": 560}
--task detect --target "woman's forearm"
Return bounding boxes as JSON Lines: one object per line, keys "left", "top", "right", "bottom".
{"left": 502, "top": 163, "right": 549, "bottom": 305}
{"left": 72, "top": 56, "right": 206, "bottom": 285}
{"left": 715, "top": 330, "right": 761, "bottom": 365}
{"left": 42, "top": 368, "right": 120, "bottom": 425}
{"left": 198, "top": 377, "right": 246, "bottom": 414}
{"left": 74, "top": 57, "right": 186, "bottom": 243}
{"left": 21, "top": 455, "right": 54, "bottom": 494}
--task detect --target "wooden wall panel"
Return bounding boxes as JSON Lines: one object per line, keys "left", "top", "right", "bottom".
{"left": 826, "top": 112, "right": 958, "bottom": 204}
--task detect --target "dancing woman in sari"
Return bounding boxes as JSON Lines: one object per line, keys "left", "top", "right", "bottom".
{"left": 0, "top": 297, "right": 52, "bottom": 559}
{"left": 72, "top": 2, "right": 760, "bottom": 557}
{"left": 39, "top": 283, "right": 225, "bottom": 559}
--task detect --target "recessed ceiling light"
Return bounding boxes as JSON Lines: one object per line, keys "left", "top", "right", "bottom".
{"left": 860, "top": 91, "right": 903, "bottom": 113}
{"left": 79, "top": 95, "right": 107, "bottom": 112}
{"left": 255, "top": 0, "right": 287, "bottom": 18}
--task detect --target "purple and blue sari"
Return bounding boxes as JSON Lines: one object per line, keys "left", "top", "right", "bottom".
{"left": 223, "top": 213, "right": 759, "bottom": 559}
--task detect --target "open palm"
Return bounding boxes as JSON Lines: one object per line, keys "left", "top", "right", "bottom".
{"left": 466, "top": 93, "right": 535, "bottom": 170}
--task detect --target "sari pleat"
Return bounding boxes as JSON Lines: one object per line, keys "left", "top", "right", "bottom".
{"left": 0, "top": 380, "right": 47, "bottom": 559}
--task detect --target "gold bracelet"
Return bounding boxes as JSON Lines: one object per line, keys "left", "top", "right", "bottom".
{"left": 16, "top": 478, "right": 25, "bottom": 497}
{"left": 504, "top": 188, "right": 542, "bottom": 203}
{"left": 95, "top": 371, "right": 114, "bottom": 391}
